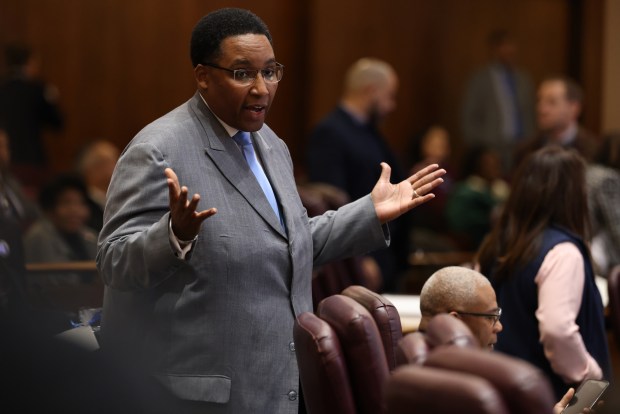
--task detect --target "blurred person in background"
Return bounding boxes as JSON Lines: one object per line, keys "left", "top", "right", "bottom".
{"left": 306, "top": 57, "right": 408, "bottom": 291}
{"left": 460, "top": 29, "right": 536, "bottom": 174}
{"left": 0, "top": 42, "right": 64, "bottom": 193}
{"left": 407, "top": 125, "right": 458, "bottom": 252}
{"left": 445, "top": 145, "right": 509, "bottom": 251}
{"left": 0, "top": 123, "right": 41, "bottom": 231}
{"left": 586, "top": 131, "right": 620, "bottom": 276}
{"left": 74, "top": 140, "right": 120, "bottom": 232}
{"left": 24, "top": 173, "right": 97, "bottom": 285}
{"left": 514, "top": 75, "right": 600, "bottom": 172}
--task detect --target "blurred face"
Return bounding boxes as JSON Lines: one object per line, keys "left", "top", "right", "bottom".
{"left": 422, "top": 127, "right": 450, "bottom": 162}
{"left": 495, "top": 40, "right": 517, "bottom": 66}
{"left": 48, "top": 188, "right": 90, "bottom": 234}
{"left": 477, "top": 151, "right": 502, "bottom": 182}
{"left": 195, "top": 34, "right": 278, "bottom": 132}
{"left": 369, "top": 72, "right": 398, "bottom": 122}
{"left": 536, "top": 80, "right": 579, "bottom": 135}
{"left": 453, "top": 284, "right": 503, "bottom": 351}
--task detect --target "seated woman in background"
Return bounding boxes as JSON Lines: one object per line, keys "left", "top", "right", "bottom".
{"left": 24, "top": 173, "right": 97, "bottom": 284}
{"left": 476, "top": 146, "right": 611, "bottom": 400}
{"left": 407, "top": 125, "right": 458, "bottom": 252}
{"left": 445, "top": 145, "right": 509, "bottom": 251}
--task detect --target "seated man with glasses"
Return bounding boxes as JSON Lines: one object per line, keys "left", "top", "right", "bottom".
{"left": 418, "top": 265, "right": 594, "bottom": 413}
{"left": 418, "top": 265, "right": 502, "bottom": 350}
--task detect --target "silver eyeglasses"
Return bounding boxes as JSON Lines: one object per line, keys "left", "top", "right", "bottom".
{"left": 455, "top": 308, "right": 502, "bottom": 326}
{"left": 203, "top": 62, "right": 284, "bottom": 85}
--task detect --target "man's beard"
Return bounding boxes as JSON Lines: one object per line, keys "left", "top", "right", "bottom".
{"left": 367, "top": 101, "right": 383, "bottom": 129}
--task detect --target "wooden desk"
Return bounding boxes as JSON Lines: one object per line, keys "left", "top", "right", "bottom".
{"left": 25, "top": 261, "right": 102, "bottom": 313}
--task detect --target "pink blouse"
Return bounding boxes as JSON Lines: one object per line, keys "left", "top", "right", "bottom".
{"left": 535, "top": 242, "right": 603, "bottom": 384}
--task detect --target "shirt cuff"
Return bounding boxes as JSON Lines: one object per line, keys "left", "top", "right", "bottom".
{"left": 168, "top": 218, "right": 197, "bottom": 260}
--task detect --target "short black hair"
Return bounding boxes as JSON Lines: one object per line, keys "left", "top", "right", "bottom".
{"left": 190, "top": 8, "right": 272, "bottom": 67}
{"left": 38, "top": 174, "right": 89, "bottom": 212}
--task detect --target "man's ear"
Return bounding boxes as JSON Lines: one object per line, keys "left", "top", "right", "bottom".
{"left": 448, "top": 311, "right": 461, "bottom": 319}
{"left": 194, "top": 64, "right": 209, "bottom": 90}
{"left": 570, "top": 101, "right": 582, "bottom": 120}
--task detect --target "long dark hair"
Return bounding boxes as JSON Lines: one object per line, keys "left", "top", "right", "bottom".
{"left": 477, "top": 146, "right": 590, "bottom": 279}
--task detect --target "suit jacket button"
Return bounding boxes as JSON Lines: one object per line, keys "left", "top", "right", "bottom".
{"left": 289, "top": 341, "right": 295, "bottom": 352}
{"left": 288, "top": 390, "right": 297, "bottom": 401}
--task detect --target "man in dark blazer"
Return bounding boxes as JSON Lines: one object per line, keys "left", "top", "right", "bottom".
{"left": 306, "top": 58, "right": 408, "bottom": 291}
{"left": 97, "top": 8, "right": 445, "bottom": 414}
{"left": 513, "top": 76, "right": 600, "bottom": 172}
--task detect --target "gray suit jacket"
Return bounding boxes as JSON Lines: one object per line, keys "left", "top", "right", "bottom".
{"left": 97, "top": 92, "right": 388, "bottom": 414}
{"left": 460, "top": 63, "right": 535, "bottom": 170}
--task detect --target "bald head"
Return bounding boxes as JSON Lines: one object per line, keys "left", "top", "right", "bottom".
{"left": 419, "top": 266, "right": 502, "bottom": 350}
{"left": 344, "top": 58, "right": 395, "bottom": 94}
{"left": 341, "top": 58, "right": 398, "bottom": 122}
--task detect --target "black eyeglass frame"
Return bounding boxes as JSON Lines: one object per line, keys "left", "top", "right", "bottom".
{"left": 202, "top": 62, "right": 284, "bottom": 85}
{"left": 454, "top": 308, "right": 502, "bottom": 326}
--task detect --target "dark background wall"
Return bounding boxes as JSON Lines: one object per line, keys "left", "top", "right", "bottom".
{"left": 0, "top": 0, "right": 603, "bottom": 178}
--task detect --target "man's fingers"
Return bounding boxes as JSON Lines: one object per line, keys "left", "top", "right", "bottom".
{"left": 187, "top": 193, "right": 201, "bottom": 211}
{"left": 196, "top": 208, "right": 218, "bottom": 221}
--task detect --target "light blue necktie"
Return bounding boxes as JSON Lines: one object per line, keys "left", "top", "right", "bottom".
{"left": 232, "top": 131, "right": 284, "bottom": 228}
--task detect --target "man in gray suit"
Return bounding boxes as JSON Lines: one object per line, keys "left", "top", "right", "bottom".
{"left": 460, "top": 29, "right": 536, "bottom": 174}
{"left": 97, "top": 8, "right": 445, "bottom": 414}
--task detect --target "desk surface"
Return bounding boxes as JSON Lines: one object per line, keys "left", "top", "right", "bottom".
{"left": 383, "top": 294, "right": 421, "bottom": 333}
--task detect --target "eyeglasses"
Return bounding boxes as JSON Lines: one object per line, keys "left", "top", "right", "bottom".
{"left": 454, "top": 308, "right": 502, "bottom": 326}
{"left": 203, "top": 62, "right": 284, "bottom": 85}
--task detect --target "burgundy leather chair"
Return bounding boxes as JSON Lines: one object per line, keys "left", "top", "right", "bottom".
{"left": 395, "top": 313, "right": 478, "bottom": 366}
{"left": 385, "top": 364, "right": 510, "bottom": 414}
{"left": 293, "top": 312, "right": 356, "bottom": 414}
{"left": 607, "top": 265, "right": 620, "bottom": 350}
{"left": 317, "top": 294, "right": 390, "bottom": 414}
{"left": 341, "top": 285, "right": 403, "bottom": 371}
{"left": 425, "top": 347, "right": 556, "bottom": 414}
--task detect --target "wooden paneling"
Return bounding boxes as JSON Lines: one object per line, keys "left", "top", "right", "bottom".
{"left": 0, "top": 0, "right": 604, "bottom": 181}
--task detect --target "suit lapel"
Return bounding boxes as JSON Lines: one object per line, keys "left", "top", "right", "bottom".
{"left": 189, "top": 93, "right": 286, "bottom": 236}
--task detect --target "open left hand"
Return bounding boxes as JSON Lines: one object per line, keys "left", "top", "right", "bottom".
{"left": 371, "top": 162, "right": 446, "bottom": 224}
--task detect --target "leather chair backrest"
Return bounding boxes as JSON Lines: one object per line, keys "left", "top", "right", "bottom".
{"left": 385, "top": 364, "right": 510, "bottom": 414}
{"left": 293, "top": 312, "right": 356, "bottom": 414}
{"left": 425, "top": 346, "right": 556, "bottom": 414}
{"left": 395, "top": 313, "right": 478, "bottom": 367}
{"left": 317, "top": 294, "right": 390, "bottom": 414}
{"left": 395, "top": 331, "right": 430, "bottom": 366}
{"left": 425, "top": 313, "right": 480, "bottom": 349}
{"left": 341, "top": 285, "right": 403, "bottom": 371}
{"left": 608, "top": 265, "right": 620, "bottom": 349}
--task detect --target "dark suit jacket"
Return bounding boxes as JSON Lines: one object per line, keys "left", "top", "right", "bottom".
{"left": 513, "top": 126, "right": 601, "bottom": 171}
{"left": 307, "top": 106, "right": 404, "bottom": 201}
{"left": 97, "top": 92, "right": 388, "bottom": 414}
{"left": 306, "top": 106, "right": 408, "bottom": 288}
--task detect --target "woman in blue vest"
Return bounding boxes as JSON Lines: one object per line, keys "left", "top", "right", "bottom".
{"left": 477, "top": 146, "right": 611, "bottom": 399}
